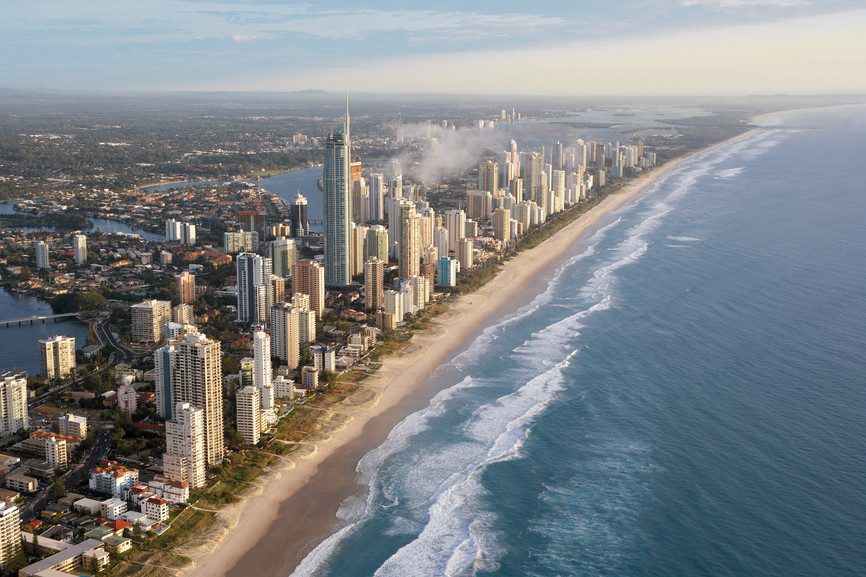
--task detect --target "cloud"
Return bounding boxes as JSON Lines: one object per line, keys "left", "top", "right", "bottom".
{"left": 679, "top": 0, "right": 808, "bottom": 7}
{"left": 229, "top": 33, "right": 260, "bottom": 43}
{"left": 222, "top": 9, "right": 866, "bottom": 95}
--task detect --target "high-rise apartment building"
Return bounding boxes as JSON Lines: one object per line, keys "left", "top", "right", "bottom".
{"left": 466, "top": 190, "right": 493, "bottom": 221}
{"left": 524, "top": 151, "right": 545, "bottom": 214}
{"left": 131, "top": 299, "right": 172, "bottom": 343}
{"left": 35, "top": 241, "right": 49, "bottom": 269}
{"left": 351, "top": 223, "right": 369, "bottom": 277}
{"left": 269, "top": 237, "right": 296, "bottom": 279}
{"left": 478, "top": 160, "right": 499, "bottom": 195}
{"left": 223, "top": 231, "right": 258, "bottom": 254}
{"left": 369, "top": 172, "right": 386, "bottom": 222}
{"left": 364, "top": 257, "right": 384, "bottom": 310}
{"left": 322, "top": 105, "right": 352, "bottom": 286}
{"left": 181, "top": 222, "right": 196, "bottom": 245}
{"left": 173, "top": 333, "right": 223, "bottom": 466}
{"left": 444, "top": 210, "right": 466, "bottom": 256}
{"left": 154, "top": 341, "right": 177, "bottom": 420}
{"left": 399, "top": 202, "right": 420, "bottom": 280}
{"left": 72, "top": 233, "right": 87, "bottom": 265}
{"left": 457, "top": 238, "right": 474, "bottom": 271}
{"left": 163, "top": 402, "right": 206, "bottom": 488}
{"left": 172, "top": 303, "right": 195, "bottom": 325}
{"left": 437, "top": 256, "right": 459, "bottom": 287}
{"left": 292, "top": 259, "right": 325, "bottom": 319}
{"left": 236, "top": 386, "right": 261, "bottom": 445}
{"left": 493, "top": 207, "right": 512, "bottom": 243}
{"left": 40, "top": 335, "right": 76, "bottom": 380}
{"left": 270, "top": 304, "right": 300, "bottom": 368}
{"left": 236, "top": 253, "right": 272, "bottom": 324}
{"left": 365, "top": 225, "right": 389, "bottom": 263}
{"left": 176, "top": 271, "right": 196, "bottom": 305}
{"left": 165, "top": 219, "right": 182, "bottom": 241}
{"left": 0, "top": 502, "right": 22, "bottom": 568}
{"left": 0, "top": 373, "right": 29, "bottom": 436}
{"left": 253, "top": 330, "right": 272, "bottom": 396}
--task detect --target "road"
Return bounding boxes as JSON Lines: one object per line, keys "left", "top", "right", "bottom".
{"left": 28, "top": 316, "right": 136, "bottom": 409}
{"left": 18, "top": 426, "right": 113, "bottom": 521}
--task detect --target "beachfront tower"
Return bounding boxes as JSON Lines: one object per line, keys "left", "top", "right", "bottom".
{"left": 322, "top": 97, "right": 353, "bottom": 287}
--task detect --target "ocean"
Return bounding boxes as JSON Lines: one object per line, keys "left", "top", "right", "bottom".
{"left": 288, "top": 105, "right": 866, "bottom": 577}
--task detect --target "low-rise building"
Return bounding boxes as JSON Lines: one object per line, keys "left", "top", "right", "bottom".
{"left": 147, "top": 476, "right": 190, "bottom": 504}
{"left": 56, "top": 413, "right": 88, "bottom": 439}
{"left": 5, "top": 470, "right": 38, "bottom": 493}
{"left": 18, "top": 538, "right": 110, "bottom": 577}
{"left": 99, "top": 497, "right": 128, "bottom": 520}
{"left": 89, "top": 460, "right": 139, "bottom": 498}
{"left": 143, "top": 497, "right": 169, "bottom": 522}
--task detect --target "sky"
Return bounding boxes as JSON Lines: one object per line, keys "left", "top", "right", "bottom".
{"left": 2, "top": 0, "right": 866, "bottom": 95}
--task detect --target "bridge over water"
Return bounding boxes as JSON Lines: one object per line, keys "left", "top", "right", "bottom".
{"left": 0, "top": 312, "right": 80, "bottom": 328}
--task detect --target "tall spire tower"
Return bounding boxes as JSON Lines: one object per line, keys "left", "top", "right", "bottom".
{"left": 322, "top": 92, "right": 353, "bottom": 286}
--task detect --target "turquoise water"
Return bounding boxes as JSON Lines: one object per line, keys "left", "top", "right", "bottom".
{"left": 288, "top": 105, "right": 866, "bottom": 577}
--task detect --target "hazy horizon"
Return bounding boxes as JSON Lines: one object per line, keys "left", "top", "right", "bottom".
{"left": 3, "top": 1, "right": 866, "bottom": 96}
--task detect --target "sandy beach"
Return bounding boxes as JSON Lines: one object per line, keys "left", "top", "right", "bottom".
{"left": 176, "top": 137, "right": 740, "bottom": 577}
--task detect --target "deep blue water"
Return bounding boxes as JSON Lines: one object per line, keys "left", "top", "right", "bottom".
{"left": 289, "top": 105, "right": 866, "bottom": 577}
{"left": 0, "top": 288, "right": 89, "bottom": 376}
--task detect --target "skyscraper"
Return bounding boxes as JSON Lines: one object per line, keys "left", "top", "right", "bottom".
{"left": 369, "top": 172, "right": 386, "bottom": 222}
{"left": 524, "top": 151, "right": 545, "bottom": 214}
{"left": 322, "top": 99, "right": 352, "bottom": 286}
{"left": 173, "top": 333, "right": 224, "bottom": 467}
{"left": 292, "top": 259, "right": 325, "bottom": 319}
{"left": 399, "top": 202, "right": 420, "bottom": 280}
{"left": 39, "top": 335, "right": 76, "bottom": 379}
{"left": 289, "top": 193, "right": 309, "bottom": 238}
{"left": 72, "top": 233, "right": 87, "bottom": 265}
{"left": 236, "top": 253, "right": 272, "bottom": 324}
{"left": 176, "top": 271, "right": 196, "bottom": 304}
{"left": 154, "top": 341, "right": 177, "bottom": 420}
{"left": 0, "top": 373, "right": 28, "bottom": 436}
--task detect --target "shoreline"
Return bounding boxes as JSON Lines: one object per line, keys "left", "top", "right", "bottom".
{"left": 133, "top": 164, "right": 320, "bottom": 191}
{"left": 176, "top": 133, "right": 753, "bottom": 577}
